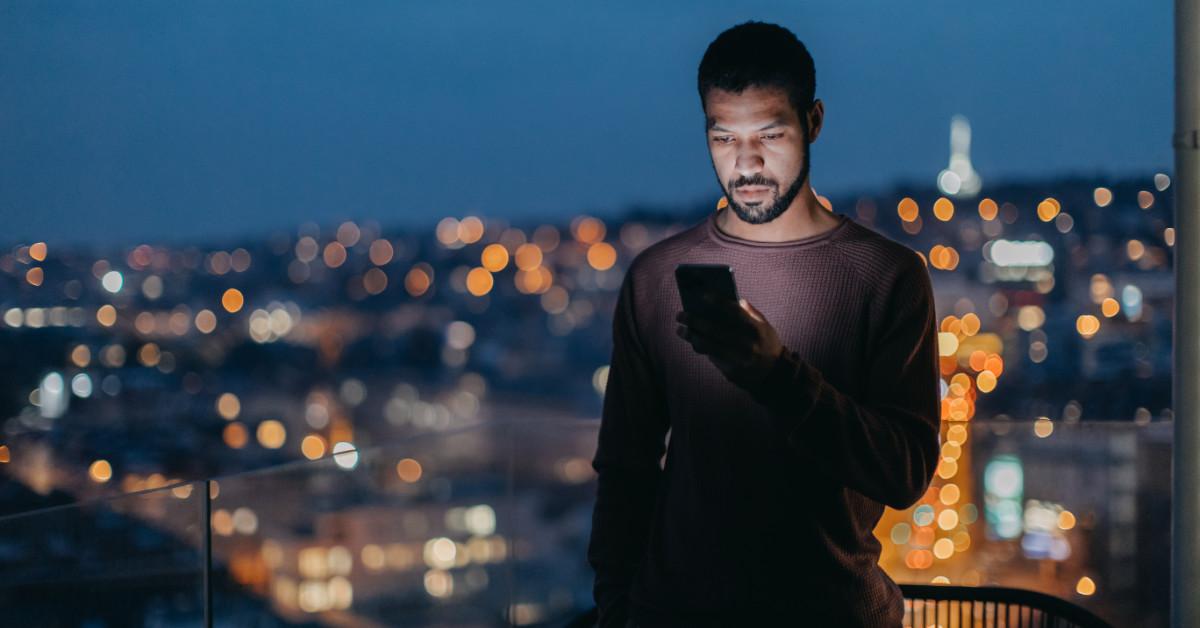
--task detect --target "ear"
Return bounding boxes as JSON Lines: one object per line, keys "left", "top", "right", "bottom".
{"left": 807, "top": 99, "right": 825, "bottom": 142}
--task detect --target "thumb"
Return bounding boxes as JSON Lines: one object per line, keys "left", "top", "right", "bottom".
{"left": 739, "top": 298, "right": 764, "bottom": 322}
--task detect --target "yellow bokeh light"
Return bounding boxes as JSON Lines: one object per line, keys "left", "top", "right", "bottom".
{"left": 89, "top": 459, "right": 113, "bottom": 483}
{"left": 949, "top": 372, "right": 971, "bottom": 395}
{"left": 195, "top": 309, "right": 217, "bottom": 334}
{"left": 1017, "top": 305, "right": 1045, "bottom": 331}
{"left": 937, "top": 332, "right": 959, "bottom": 357}
{"left": 217, "top": 393, "right": 241, "bottom": 420}
{"left": 937, "top": 508, "right": 959, "bottom": 530}
{"left": 1126, "top": 239, "right": 1145, "bottom": 261}
{"left": 1137, "top": 190, "right": 1154, "bottom": 209}
{"left": 932, "top": 538, "right": 955, "bottom": 560}
{"left": 295, "top": 236, "right": 319, "bottom": 262}
{"left": 212, "top": 509, "right": 234, "bottom": 536}
{"left": 466, "top": 267, "right": 494, "bottom": 296}
{"left": 587, "top": 242, "right": 617, "bottom": 270}
{"left": 514, "top": 243, "right": 543, "bottom": 271}
{"left": 976, "top": 370, "right": 997, "bottom": 393}
{"left": 222, "top": 289, "right": 244, "bottom": 313}
{"left": 717, "top": 196, "right": 729, "bottom": 210}
{"left": 960, "top": 313, "right": 980, "bottom": 336}
{"left": 1034, "top": 417, "right": 1054, "bottom": 438}
{"left": 458, "top": 216, "right": 485, "bottom": 244}
{"left": 363, "top": 268, "right": 388, "bottom": 295}
{"left": 573, "top": 216, "right": 606, "bottom": 244}
{"left": 436, "top": 217, "right": 461, "bottom": 245}
{"left": 932, "top": 197, "right": 954, "bottom": 221}
{"left": 301, "top": 434, "right": 327, "bottom": 460}
{"left": 223, "top": 423, "right": 249, "bottom": 449}
{"left": 29, "top": 242, "right": 48, "bottom": 261}
{"left": 1093, "top": 187, "right": 1113, "bottom": 207}
{"left": 481, "top": 244, "right": 510, "bottom": 272}
{"left": 1076, "top": 314, "right": 1101, "bottom": 338}
{"left": 977, "top": 198, "right": 998, "bottom": 220}
{"left": 96, "top": 305, "right": 117, "bottom": 327}
{"left": 939, "top": 483, "right": 960, "bottom": 505}
{"left": 396, "top": 458, "right": 423, "bottom": 482}
{"left": 964, "top": 350, "right": 984, "bottom": 372}
{"left": 26, "top": 267, "right": 44, "bottom": 286}
{"left": 937, "top": 458, "right": 958, "bottom": 479}
{"left": 138, "top": 343, "right": 161, "bottom": 367}
{"left": 1076, "top": 577, "right": 1096, "bottom": 596}
{"left": 0, "top": 445, "right": 10, "bottom": 464}
{"left": 405, "top": 265, "right": 433, "bottom": 297}
{"left": 368, "top": 239, "right": 395, "bottom": 265}
{"left": 1058, "top": 510, "right": 1077, "bottom": 530}
{"left": 323, "top": 242, "right": 347, "bottom": 268}
{"left": 337, "top": 221, "right": 361, "bottom": 247}
{"left": 256, "top": 420, "right": 287, "bottom": 449}
{"left": 71, "top": 345, "right": 92, "bottom": 368}
{"left": 984, "top": 355, "right": 1004, "bottom": 377}
{"left": 897, "top": 197, "right": 919, "bottom": 222}
{"left": 1101, "top": 298, "right": 1120, "bottom": 318}
{"left": 1037, "top": 198, "right": 1060, "bottom": 222}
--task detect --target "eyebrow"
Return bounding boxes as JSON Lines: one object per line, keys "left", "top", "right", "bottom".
{"left": 707, "top": 118, "right": 788, "bottom": 132}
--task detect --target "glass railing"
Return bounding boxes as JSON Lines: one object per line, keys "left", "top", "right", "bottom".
{"left": 0, "top": 418, "right": 1172, "bottom": 627}
{"left": 0, "top": 479, "right": 208, "bottom": 626}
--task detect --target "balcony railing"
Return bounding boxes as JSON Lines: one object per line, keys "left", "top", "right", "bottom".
{"left": 0, "top": 418, "right": 1170, "bottom": 627}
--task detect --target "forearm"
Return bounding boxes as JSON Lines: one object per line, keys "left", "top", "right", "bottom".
{"left": 749, "top": 349, "right": 940, "bottom": 509}
{"left": 587, "top": 465, "right": 659, "bottom": 625}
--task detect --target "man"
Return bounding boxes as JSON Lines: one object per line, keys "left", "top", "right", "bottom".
{"left": 587, "top": 21, "right": 941, "bottom": 627}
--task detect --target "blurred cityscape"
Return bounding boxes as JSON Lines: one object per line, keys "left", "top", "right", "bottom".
{"left": 0, "top": 141, "right": 1177, "bottom": 625}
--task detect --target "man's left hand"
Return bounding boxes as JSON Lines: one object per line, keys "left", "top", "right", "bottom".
{"left": 675, "top": 299, "right": 786, "bottom": 389}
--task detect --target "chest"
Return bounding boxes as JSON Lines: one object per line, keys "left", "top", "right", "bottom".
{"left": 646, "top": 254, "right": 874, "bottom": 404}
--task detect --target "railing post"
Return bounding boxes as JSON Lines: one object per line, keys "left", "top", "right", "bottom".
{"left": 204, "top": 479, "right": 213, "bottom": 628}
{"left": 1172, "top": 0, "right": 1200, "bottom": 625}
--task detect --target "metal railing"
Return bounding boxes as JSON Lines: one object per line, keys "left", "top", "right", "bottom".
{"left": 901, "top": 584, "right": 1113, "bottom": 628}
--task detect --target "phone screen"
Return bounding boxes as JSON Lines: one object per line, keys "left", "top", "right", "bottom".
{"left": 675, "top": 264, "right": 739, "bottom": 319}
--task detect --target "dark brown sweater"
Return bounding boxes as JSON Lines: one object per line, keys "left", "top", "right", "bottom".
{"left": 587, "top": 208, "right": 941, "bottom": 627}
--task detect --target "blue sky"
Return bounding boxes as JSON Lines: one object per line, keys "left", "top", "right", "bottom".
{"left": 0, "top": 1, "right": 1173, "bottom": 245}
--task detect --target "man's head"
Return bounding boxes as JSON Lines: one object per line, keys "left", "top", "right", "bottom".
{"left": 698, "top": 21, "right": 823, "bottom": 225}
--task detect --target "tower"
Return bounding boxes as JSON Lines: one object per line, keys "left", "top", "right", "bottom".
{"left": 937, "top": 115, "right": 982, "bottom": 198}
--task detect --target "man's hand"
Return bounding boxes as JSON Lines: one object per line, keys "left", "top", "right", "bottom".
{"left": 675, "top": 298, "right": 786, "bottom": 390}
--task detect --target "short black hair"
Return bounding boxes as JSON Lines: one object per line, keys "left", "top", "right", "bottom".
{"left": 697, "top": 21, "right": 817, "bottom": 122}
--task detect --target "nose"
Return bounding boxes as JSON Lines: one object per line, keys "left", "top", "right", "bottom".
{"left": 734, "top": 140, "right": 764, "bottom": 178}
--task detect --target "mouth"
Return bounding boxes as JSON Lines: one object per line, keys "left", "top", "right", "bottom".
{"left": 735, "top": 186, "right": 773, "bottom": 196}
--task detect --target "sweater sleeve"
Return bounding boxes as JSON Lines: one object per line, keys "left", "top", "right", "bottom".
{"left": 745, "top": 255, "right": 941, "bottom": 509}
{"left": 587, "top": 267, "right": 670, "bottom": 627}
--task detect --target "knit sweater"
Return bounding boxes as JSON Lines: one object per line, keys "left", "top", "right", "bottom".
{"left": 587, "top": 207, "right": 941, "bottom": 627}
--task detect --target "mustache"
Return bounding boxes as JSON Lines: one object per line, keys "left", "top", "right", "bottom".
{"left": 730, "top": 175, "right": 778, "bottom": 189}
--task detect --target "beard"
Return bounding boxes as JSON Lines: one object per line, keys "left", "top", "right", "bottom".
{"left": 723, "top": 139, "right": 811, "bottom": 225}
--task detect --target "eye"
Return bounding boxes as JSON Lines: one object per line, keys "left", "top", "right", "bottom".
{"left": 712, "top": 136, "right": 733, "bottom": 144}
{"left": 762, "top": 133, "right": 783, "bottom": 141}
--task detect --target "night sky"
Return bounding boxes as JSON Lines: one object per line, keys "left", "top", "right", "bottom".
{"left": 0, "top": 1, "right": 1173, "bottom": 245}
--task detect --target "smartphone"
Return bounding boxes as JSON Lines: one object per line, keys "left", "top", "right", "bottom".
{"left": 675, "top": 263, "right": 740, "bottom": 320}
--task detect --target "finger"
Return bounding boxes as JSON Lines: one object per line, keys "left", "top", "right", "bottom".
{"left": 685, "top": 311, "right": 754, "bottom": 340}
{"left": 686, "top": 328, "right": 752, "bottom": 362}
{"left": 739, "top": 298, "right": 765, "bottom": 323}
{"left": 686, "top": 320, "right": 756, "bottom": 347}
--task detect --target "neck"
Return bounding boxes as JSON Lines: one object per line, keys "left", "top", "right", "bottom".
{"left": 717, "top": 185, "right": 841, "bottom": 243}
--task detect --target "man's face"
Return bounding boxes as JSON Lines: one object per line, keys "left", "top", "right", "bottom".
{"left": 704, "top": 85, "right": 811, "bottom": 225}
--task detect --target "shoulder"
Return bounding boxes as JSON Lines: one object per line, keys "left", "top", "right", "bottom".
{"left": 834, "top": 218, "right": 930, "bottom": 297}
{"left": 622, "top": 216, "right": 709, "bottom": 290}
